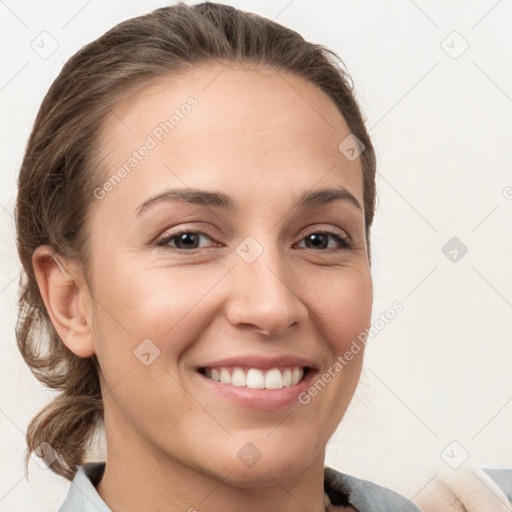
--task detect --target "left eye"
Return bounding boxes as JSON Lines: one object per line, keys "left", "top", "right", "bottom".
{"left": 155, "top": 230, "right": 351, "bottom": 251}
{"left": 297, "top": 231, "right": 351, "bottom": 250}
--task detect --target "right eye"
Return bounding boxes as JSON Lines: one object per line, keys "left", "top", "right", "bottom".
{"left": 155, "top": 229, "right": 220, "bottom": 252}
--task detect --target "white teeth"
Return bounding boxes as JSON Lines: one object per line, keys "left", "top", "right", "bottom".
{"left": 220, "top": 368, "right": 231, "bottom": 384}
{"left": 264, "top": 368, "right": 283, "bottom": 389}
{"left": 246, "top": 368, "right": 265, "bottom": 389}
{"left": 231, "top": 367, "right": 247, "bottom": 387}
{"left": 203, "top": 366, "right": 306, "bottom": 389}
{"left": 291, "top": 367, "right": 303, "bottom": 386}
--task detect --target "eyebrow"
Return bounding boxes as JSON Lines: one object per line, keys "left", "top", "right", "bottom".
{"left": 134, "top": 185, "right": 362, "bottom": 216}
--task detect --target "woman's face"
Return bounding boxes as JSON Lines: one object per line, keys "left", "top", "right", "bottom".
{"left": 85, "top": 63, "right": 373, "bottom": 484}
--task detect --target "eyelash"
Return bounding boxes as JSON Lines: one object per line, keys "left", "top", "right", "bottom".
{"left": 154, "top": 227, "right": 353, "bottom": 253}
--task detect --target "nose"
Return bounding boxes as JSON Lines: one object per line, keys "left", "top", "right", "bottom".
{"left": 224, "top": 241, "right": 309, "bottom": 337}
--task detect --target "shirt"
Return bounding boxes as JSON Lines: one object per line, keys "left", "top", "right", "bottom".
{"left": 58, "top": 461, "right": 422, "bottom": 511}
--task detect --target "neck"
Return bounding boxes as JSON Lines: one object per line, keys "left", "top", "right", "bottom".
{"left": 96, "top": 425, "right": 328, "bottom": 512}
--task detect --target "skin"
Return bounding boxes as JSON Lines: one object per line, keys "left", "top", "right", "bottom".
{"left": 33, "top": 63, "right": 372, "bottom": 512}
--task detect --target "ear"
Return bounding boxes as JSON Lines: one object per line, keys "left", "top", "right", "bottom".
{"left": 32, "top": 245, "right": 95, "bottom": 358}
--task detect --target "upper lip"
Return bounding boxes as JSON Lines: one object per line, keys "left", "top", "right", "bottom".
{"left": 197, "top": 354, "right": 317, "bottom": 370}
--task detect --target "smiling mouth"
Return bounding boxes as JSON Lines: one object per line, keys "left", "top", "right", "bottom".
{"left": 198, "top": 366, "right": 311, "bottom": 390}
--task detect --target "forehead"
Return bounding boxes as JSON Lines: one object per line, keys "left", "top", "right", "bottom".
{"left": 94, "top": 63, "right": 364, "bottom": 213}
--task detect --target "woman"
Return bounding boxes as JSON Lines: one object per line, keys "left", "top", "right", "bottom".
{"left": 15, "top": 2, "right": 423, "bottom": 510}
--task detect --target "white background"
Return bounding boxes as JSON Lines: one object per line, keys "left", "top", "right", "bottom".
{"left": 1, "top": 0, "right": 511, "bottom": 510}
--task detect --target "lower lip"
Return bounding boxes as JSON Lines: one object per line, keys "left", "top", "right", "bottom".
{"left": 196, "top": 369, "right": 317, "bottom": 410}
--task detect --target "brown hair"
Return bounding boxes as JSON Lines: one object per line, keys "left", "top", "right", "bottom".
{"left": 15, "top": 1, "right": 377, "bottom": 480}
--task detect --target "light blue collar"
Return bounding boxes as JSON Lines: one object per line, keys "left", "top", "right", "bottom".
{"left": 58, "top": 463, "right": 111, "bottom": 512}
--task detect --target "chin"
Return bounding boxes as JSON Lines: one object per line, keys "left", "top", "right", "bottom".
{"left": 203, "top": 442, "right": 320, "bottom": 488}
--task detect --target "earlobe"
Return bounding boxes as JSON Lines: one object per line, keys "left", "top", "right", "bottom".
{"left": 32, "top": 245, "right": 95, "bottom": 358}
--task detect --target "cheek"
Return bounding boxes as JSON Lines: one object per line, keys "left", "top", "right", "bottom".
{"left": 301, "top": 267, "right": 372, "bottom": 409}
{"left": 89, "top": 262, "right": 209, "bottom": 423}
{"left": 90, "top": 261, "right": 226, "bottom": 365}
{"left": 307, "top": 266, "right": 373, "bottom": 350}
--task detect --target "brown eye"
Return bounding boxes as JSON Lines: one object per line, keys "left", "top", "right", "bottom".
{"left": 297, "top": 231, "right": 352, "bottom": 251}
{"left": 156, "top": 231, "right": 216, "bottom": 251}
